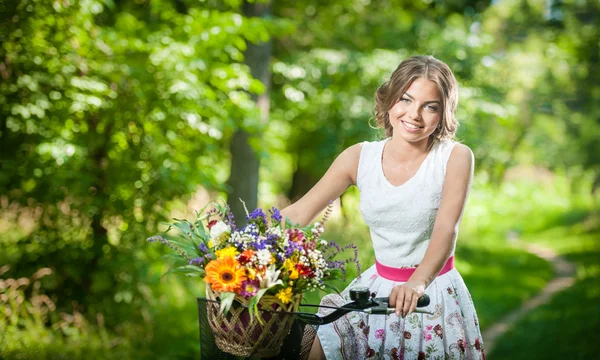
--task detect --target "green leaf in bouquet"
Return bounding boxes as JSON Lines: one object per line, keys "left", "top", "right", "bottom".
{"left": 161, "top": 253, "right": 188, "bottom": 266}
{"left": 163, "top": 233, "right": 198, "bottom": 258}
{"left": 248, "top": 288, "right": 269, "bottom": 324}
{"left": 170, "top": 218, "right": 199, "bottom": 240}
{"left": 191, "top": 201, "right": 216, "bottom": 239}
{"left": 293, "top": 277, "right": 308, "bottom": 291}
{"left": 284, "top": 216, "right": 297, "bottom": 229}
{"left": 219, "top": 292, "right": 236, "bottom": 315}
{"left": 321, "top": 281, "right": 343, "bottom": 295}
{"left": 324, "top": 268, "right": 345, "bottom": 280}
{"left": 192, "top": 214, "right": 208, "bottom": 240}
{"left": 165, "top": 265, "right": 205, "bottom": 278}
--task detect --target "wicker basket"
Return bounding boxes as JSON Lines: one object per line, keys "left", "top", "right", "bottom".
{"left": 205, "top": 287, "right": 302, "bottom": 358}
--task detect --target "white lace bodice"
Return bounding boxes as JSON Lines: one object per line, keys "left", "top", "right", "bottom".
{"left": 356, "top": 138, "right": 457, "bottom": 268}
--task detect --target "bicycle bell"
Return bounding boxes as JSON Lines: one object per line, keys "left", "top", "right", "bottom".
{"left": 349, "top": 287, "right": 371, "bottom": 307}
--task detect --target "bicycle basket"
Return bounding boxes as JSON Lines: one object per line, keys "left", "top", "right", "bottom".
{"left": 197, "top": 295, "right": 318, "bottom": 359}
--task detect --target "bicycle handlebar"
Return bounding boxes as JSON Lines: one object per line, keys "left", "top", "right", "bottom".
{"left": 296, "top": 287, "right": 433, "bottom": 325}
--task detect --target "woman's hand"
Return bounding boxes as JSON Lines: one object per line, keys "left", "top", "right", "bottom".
{"left": 389, "top": 280, "right": 426, "bottom": 318}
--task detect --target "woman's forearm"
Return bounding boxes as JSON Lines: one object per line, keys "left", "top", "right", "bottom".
{"left": 409, "top": 226, "right": 457, "bottom": 288}
{"left": 280, "top": 203, "right": 310, "bottom": 228}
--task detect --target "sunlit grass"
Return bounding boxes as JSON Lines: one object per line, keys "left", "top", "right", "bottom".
{"left": 489, "top": 212, "right": 600, "bottom": 359}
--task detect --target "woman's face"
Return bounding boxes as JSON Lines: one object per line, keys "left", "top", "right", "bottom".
{"left": 387, "top": 78, "right": 443, "bottom": 144}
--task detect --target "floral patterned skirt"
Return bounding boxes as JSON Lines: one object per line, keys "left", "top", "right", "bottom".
{"left": 316, "top": 265, "right": 485, "bottom": 360}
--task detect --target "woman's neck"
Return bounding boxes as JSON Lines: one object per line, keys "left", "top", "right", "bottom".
{"left": 386, "top": 136, "right": 433, "bottom": 162}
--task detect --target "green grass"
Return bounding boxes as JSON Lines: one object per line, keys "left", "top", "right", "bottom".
{"left": 489, "top": 212, "right": 600, "bottom": 359}
{"left": 456, "top": 242, "right": 553, "bottom": 330}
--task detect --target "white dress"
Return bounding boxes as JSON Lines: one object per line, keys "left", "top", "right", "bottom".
{"left": 317, "top": 139, "right": 485, "bottom": 360}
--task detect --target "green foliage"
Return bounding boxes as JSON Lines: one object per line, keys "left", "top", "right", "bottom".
{"left": 0, "top": 267, "right": 133, "bottom": 359}
{"left": 0, "top": 0, "right": 272, "bottom": 324}
{"left": 1, "top": 0, "right": 599, "bottom": 358}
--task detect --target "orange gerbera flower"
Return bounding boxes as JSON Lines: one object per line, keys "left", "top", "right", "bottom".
{"left": 205, "top": 256, "right": 246, "bottom": 293}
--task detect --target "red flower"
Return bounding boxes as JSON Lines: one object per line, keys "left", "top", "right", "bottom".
{"left": 366, "top": 347, "right": 375, "bottom": 358}
{"left": 362, "top": 325, "right": 371, "bottom": 336}
{"left": 237, "top": 249, "right": 254, "bottom": 265}
{"left": 458, "top": 339, "right": 465, "bottom": 353}
{"left": 418, "top": 351, "right": 426, "bottom": 360}
{"left": 207, "top": 219, "right": 217, "bottom": 230}
{"left": 433, "top": 324, "right": 443, "bottom": 339}
{"left": 403, "top": 331, "right": 412, "bottom": 339}
{"left": 391, "top": 348, "right": 400, "bottom": 360}
{"left": 287, "top": 228, "right": 305, "bottom": 243}
{"left": 297, "top": 264, "right": 315, "bottom": 278}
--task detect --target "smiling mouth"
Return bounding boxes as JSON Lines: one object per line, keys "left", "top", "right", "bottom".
{"left": 401, "top": 121, "right": 424, "bottom": 130}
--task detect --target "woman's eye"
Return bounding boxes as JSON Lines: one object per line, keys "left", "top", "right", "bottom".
{"left": 426, "top": 105, "right": 438, "bottom": 111}
{"left": 400, "top": 97, "right": 410, "bottom": 103}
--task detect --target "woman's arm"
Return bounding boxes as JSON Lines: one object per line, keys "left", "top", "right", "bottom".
{"left": 389, "top": 143, "right": 474, "bottom": 317}
{"left": 281, "top": 143, "right": 362, "bottom": 227}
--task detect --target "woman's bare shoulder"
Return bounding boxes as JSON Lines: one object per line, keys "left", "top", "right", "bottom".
{"left": 337, "top": 142, "right": 368, "bottom": 184}
{"left": 449, "top": 143, "right": 474, "bottom": 165}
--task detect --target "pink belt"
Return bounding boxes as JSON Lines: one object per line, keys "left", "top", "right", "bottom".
{"left": 375, "top": 256, "right": 455, "bottom": 282}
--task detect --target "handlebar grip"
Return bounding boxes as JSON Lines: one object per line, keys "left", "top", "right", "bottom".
{"left": 378, "top": 294, "right": 430, "bottom": 308}
{"left": 417, "top": 294, "right": 430, "bottom": 307}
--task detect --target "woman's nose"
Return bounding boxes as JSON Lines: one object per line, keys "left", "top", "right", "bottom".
{"left": 408, "top": 104, "right": 421, "bottom": 119}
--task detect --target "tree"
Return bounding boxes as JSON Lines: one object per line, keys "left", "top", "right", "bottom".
{"left": 227, "top": 0, "right": 273, "bottom": 224}
{"left": 0, "top": 0, "right": 264, "bottom": 320}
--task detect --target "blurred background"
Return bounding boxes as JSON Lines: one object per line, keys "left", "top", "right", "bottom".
{"left": 1, "top": 0, "right": 599, "bottom": 359}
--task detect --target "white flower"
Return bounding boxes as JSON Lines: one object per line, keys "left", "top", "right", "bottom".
{"left": 266, "top": 227, "right": 283, "bottom": 237}
{"left": 255, "top": 249, "right": 272, "bottom": 265}
{"left": 259, "top": 264, "right": 283, "bottom": 289}
{"left": 210, "top": 221, "right": 231, "bottom": 246}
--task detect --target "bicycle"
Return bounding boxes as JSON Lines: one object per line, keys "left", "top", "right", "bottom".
{"left": 197, "top": 287, "right": 432, "bottom": 360}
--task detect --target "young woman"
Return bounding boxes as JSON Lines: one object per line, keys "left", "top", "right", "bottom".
{"left": 281, "top": 55, "right": 485, "bottom": 360}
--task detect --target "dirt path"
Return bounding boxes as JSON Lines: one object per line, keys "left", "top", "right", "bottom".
{"left": 482, "top": 243, "right": 576, "bottom": 354}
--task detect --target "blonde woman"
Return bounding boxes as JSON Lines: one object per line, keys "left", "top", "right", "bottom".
{"left": 282, "top": 55, "right": 485, "bottom": 360}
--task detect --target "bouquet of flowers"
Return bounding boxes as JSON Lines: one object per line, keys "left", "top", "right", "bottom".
{"left": 148, "top": 201, "right": 359, "bottom": 357}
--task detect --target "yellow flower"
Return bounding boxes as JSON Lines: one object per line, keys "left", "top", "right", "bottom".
{"left": 205, "top": 257, "right": 246, "bottom": 293}
{"left": 283, "top": 259, "right": 299, "bottom": 280}
{"left": 246, "top": 267, "right": 257, "bottom": 280}
{"left": 215, "top": 247, "right": 238, "bottom": 260}
{"left": 289, "top": 267, "right": 299, "bottom": 280}
{"left": 208, "top": 240, "right": 214, "bottom": 249}
{"left": 276, "top": 287, "right": 293, "bottom": 304}
{"left": 283, "top": 259, "right": 294, "bottom": 271}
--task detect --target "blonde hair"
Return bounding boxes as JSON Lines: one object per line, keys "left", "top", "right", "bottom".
{"left": 374, "top": 55, "right": 459, "bottom": 141}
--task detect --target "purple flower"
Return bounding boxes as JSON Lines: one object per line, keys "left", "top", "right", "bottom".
{"left": 147, "top": 235, "right": 168, "bottom": 244}
{"left": 226, "top": 210, "right": 236, "bottom": 231}
{"left": 189, "top": 257, "right": 204, "bottom": 266}
{"left": 241, "top": 224, "right": 260, "bottom": 238}
{"left": 285, "top": 241, "right": 303, "bottom": 257}
{"left": 250, "top": 239, "right": 267, "bottom": 250}
{"left": 266, "top": 233, "right": 280, "bottom": 247}
{"left": 239, "top": 280, "right": 260, "bottom": 298}
{"left": 246, "top": 208, "right": 267, "bottom": 225}
{"left": 269, "top": 207, "right": 282, "bottom": 223}
{"left": 198, "top": 243, "right": 209, "bottom": 253}
{"left": 274, "top": 252, "right": 285, "bottom": 264}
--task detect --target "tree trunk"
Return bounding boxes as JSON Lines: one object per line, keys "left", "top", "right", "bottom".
{"left": 227, "top": 0, "right": 272, "bottom": 225}
{"left": 288, "top": 153, "right": 319, "bottom": 203}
